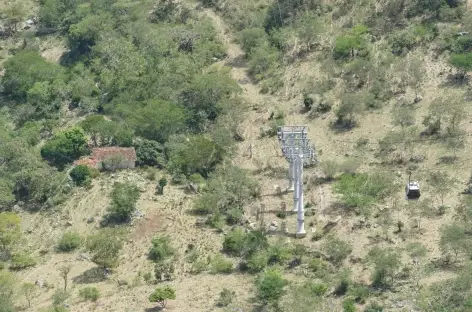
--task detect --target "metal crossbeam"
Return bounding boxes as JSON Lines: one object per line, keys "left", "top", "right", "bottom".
{"left": 277, "top": 126, "right": 308, "bottom": 142}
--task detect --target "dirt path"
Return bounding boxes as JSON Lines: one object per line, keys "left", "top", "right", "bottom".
{"left": 199, "top": 7, "right": 286, "bottom": 167}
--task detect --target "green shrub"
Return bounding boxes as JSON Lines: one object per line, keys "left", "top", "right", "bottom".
{"left": 41, "top": 127, "right": 89, "bottom": 169}
{"left": 267, "top": 244, "right": 292, "bottom": 265}
{"left": 146, "top": 167, "right": 157, "bottom": 181}
{"left": 57, "top": 232, "right": 81, "bottom": 252}
{"left": 133, "top": 139, "right": 165, "bottom": 167}
{"left": 70, "top": 165, "right": 93, "bottom": 186}
{"left": 450, "top": 52, "right": 472, "bottom": 77}
{"left": 149, "top": 286, "right": 176, "bottom": 308}
{"left": 322, "top": 234, "right": 352, "bottom": 266}
{"left": 364, "top": 302, "right": 384, "bottom": 312}
{"left": 333, "top": 173, "right": 392, "bottom": 212}
{"left": 191, "top": 259, "right": 208, "bottom": 274}
{"left": 222, "top": 227, "right": 246, "bottom": 256}
{"left": 79, "top": 287, "right": 100, "bottom": 302}
{"left": 216, "top": 288, "right": 236, "bottom": 307}
{"left": 52, "top": 290, "right": 69, "bottom": 305}
{"left": 343, "top": 298, "right": 356, "bottom": 312}
{"left": 247, "top": 250, "right": 269, "bottom": 273}
{"left": 334, "top": 270, "right": 352, "bottom": 296}
{"left": 154, "top": 261, "right": 175, "bottom": 281}
{"left": 349, "top": 284, "right": 370, "bottom": 303}
{"left": 210, "top": 255, "right": 233, "bottom": 274}
{"left": 255, "top": 268, "right": 287, "bottom": 307}
{"left": 101, "top": 154, "right": 126, "bottom": 172}
{"left": 148, "top": 236, "right": 175, "bottom": 262}
{"left": 308, "top": 258, "right": 330, "bottom": 278}
{"left": 10, "top": 254, "right": 36, "bottom": 270}
{"left": 106, "top": 182, "right": 140, "bottom": 223}
{"left": 238, "top": 28, "right": 267, "bottom": 54}
{"left": 309, "top": 282, "right": 328, "bottom": 296}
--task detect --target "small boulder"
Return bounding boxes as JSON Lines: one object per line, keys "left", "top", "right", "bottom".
{"left": 66, "top": 221, "right": 73, "bottom": 226}
{"left": 268, "top": 225, "right": 277, "bottom": 233}
{"left": 271, "top": 220, "right": 278, "bottom": 227}
{"left": 87, "top": 217, "right": 95, "bottom": 224}
{"left": 35, "top": 280, "right": 45, "bottom": 288}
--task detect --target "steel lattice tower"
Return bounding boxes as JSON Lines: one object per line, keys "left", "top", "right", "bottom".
{"left": 277, "top": 126, "right": 316, "bottom": 238}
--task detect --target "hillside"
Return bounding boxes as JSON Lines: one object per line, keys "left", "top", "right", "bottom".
{"left": 2, "top": 0, "right": 472, "bottom": 311}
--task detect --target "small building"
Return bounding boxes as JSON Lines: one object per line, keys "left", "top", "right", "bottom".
{"left": 74, "top": 147, "right": 137, "bottom": 170}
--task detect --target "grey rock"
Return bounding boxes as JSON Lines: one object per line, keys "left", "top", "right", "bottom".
{"left": 66, "top": 221, "right": 73, "bottom": 226}
{"left": 271, "top": 220, "right": 278, "bottom": 227}
{"left": 195, "top": 218, "right": 206, "bottom": 226}
{"left": 77, "top": 253, "right": 90, "bottom": 261}
{"left": 268, "top": 225, "right": 277, "bottom": 233}
{"left": 87, "top": 217, "right": 95, "bottom": 224}
{"left": 35, "top": 280, "right": 45, "bottom": 288}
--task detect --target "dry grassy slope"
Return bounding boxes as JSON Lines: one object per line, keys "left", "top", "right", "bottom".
{"left": 12, "top": 2, "right": 472, "bottom": 312}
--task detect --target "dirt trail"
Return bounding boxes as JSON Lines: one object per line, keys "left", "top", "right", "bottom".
{"left": 201, "top": 8, "right": 285, "bottom": 165}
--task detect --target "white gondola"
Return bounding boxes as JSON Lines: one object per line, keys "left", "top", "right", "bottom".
{"left": 405, "top": 176, "right": 421, "bottom": 200}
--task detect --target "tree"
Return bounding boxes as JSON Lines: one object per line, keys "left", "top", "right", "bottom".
{"left": 367, "top": 247, "right": 400, "bottom": 288}
{"left": 80, "top": 116, "right": 133, "bottom": 147}
{"left": 41, "top": 127, "right": 89, "bottom": 169}
{"left": 166, "top": 135, "right": 225, "bottom": 178}
{"left": 2, "top": 51, "right": 63, "bottom": 101}
{"left": 86, "top": 228, "right": 124, "bottom": 269}
{"left": 154, "top": 260, "right": 175, "bottom": 281}
{"left": 2, "top": 1, "right": 27, "bottom": 33}
{"left": 391, "top": 105, "right": 415, "bottom": 134}
{"left": 429, "top": 171, "right": 455, "bottom": 206}
{"left": 131, "top": 100, "right": 187, "bottom": 143}
{"left": 158, "top": 178, "right": 168, "bottom": 195}
{"left": 439, "top": 223, "right": 470, "bottom": 263}
{"left": 407, "top": 55, "right": 424, "bottom": 98}
{"left": 295, "top": 12, "right": 326, "bottom": 52}
{"left": 21, "top": 282, "right": 37, "bottom": 308}
{"left": 238, "top": 28, "right": 267, "bottom": 54}
{"left": 133, "top": 139, "right": 165, "bottom": 167}
{"left": 264, "top": 0, "right": 322, "bottom": 30}
{"left": 0, "top": 271, "right": 16, "bottom": 312}
{"left": 26, "top": 81, "right": 62, "bottom": 120}
{"left": 255, "top": 268, "right": 287, "bottom": 308}
{"left": 335, "top": 92, "right": 365, "bottom": 128}
{"left": 178, "top": 70, "right": 241, "bottom": 132}
{"left": 0, "top": 212, "right": 21, "bottom": 253}
{"left": 106, "top": 182, "right": 140, "bottom": 223}
{"left": 322, "top": 234, "right": 352, "bottom": 266}
{"left": 334, "top": 25, "right": 369, "bottom": 60}
{"left": 70, "top": 165, "right": 93, "bottom": 186}
{"left": 148, "top": 236, "right": 175, "bottom": 262}
{"left": 149, "top": 286, "right": 176, "bottom": 308}
{"left": 58, "top": 265, "right": 71, "bottom": 291}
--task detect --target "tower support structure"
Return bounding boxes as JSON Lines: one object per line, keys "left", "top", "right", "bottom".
{"left": 277, "top": 126, "right": 316, "bottom": 238}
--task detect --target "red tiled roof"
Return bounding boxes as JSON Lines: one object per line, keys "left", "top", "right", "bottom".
{"left": 91, "top": 147, "right": 137, "bottom": 162}
{"left": 73, "top": 147, "right": 136, "bottom": 167}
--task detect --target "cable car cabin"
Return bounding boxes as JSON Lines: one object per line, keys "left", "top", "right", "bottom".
{"left": 405, "top": 181, "right": 421, "bottom": 200}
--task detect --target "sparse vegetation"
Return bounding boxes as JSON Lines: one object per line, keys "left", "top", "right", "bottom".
{"left": 57, "top": 232, "right": 81, "bottom": 252}
{"left": 79, "top": 287, "right": 100, "bottom": 302}
{"left": 2, "top": 0, "right": 472, "bottom": 310}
